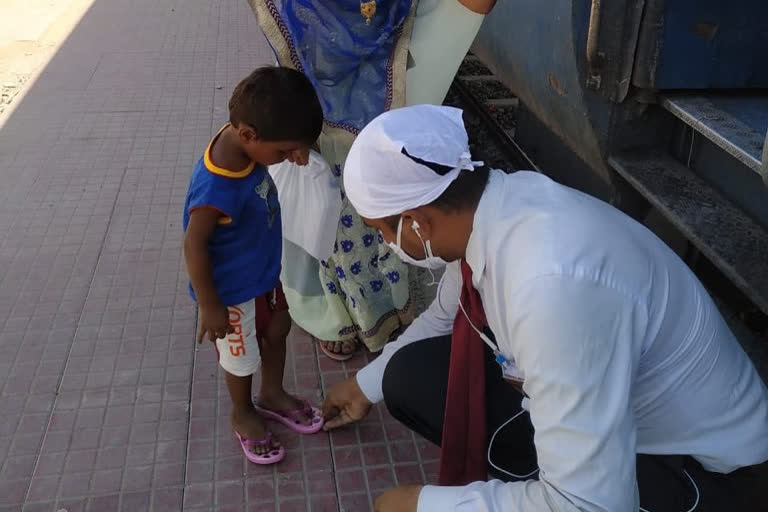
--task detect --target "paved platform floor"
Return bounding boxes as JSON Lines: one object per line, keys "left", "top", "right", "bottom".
{"left": 0, "top": 1, "right": 437, "bottom": 510}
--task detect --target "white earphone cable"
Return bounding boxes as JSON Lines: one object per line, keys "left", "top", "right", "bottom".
{"left": 487, "top": 409, "right": 540, "bottom": 480}
{"left": 411, "top": 220, "right": 439, "bottom": 286}
{"left": 490, "top": 413, "right": 700, "bottom": 512}
{"left": 639, "top": 468, "right": 700, "bottom": 512}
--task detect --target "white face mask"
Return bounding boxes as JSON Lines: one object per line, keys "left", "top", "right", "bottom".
{"left": 387, "top": 217, "right": 449, "bottom": 272}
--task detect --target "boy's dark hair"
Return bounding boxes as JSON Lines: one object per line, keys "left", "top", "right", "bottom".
{"left": 381, "top": 150, "right": 490, "bottom": 229}
{"left": 229, "top": 67, "right": 323, "bottom": 143}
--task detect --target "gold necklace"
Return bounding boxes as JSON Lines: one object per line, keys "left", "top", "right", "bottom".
{"left": 360, "top": 0, "right": 377, "bottom": 25}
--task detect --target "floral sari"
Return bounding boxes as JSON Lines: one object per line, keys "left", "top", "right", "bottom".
{"left": 247, "top": 0, "right": 486, "bottom": 351}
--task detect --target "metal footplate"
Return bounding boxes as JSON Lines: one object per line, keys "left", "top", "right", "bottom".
{"left": 660, "top": 94, "right": 768, "bottom": 183}
{"left": 608, "top": 150, "right": 768, "bottom": 317}
{"left": 762, "top": 129, "right": 768, "bottom": 186}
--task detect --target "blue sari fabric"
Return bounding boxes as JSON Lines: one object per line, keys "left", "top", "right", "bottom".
{"left": 255, "top": 0, "right": 421, "bottom": 349}
{"left": 266, "top": 0, "right": 413, "bottom": 133}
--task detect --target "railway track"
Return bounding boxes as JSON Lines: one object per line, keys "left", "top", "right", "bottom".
{"left": 444, "top": 53, "right": 537, "bottom": 173}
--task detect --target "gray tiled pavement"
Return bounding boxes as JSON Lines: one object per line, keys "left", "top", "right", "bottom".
{"left": 0, "top": 1, "right": 435, "bottom": 510}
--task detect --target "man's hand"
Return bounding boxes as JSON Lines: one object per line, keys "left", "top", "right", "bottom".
{"left": 198, "top": 303, "right": 233, "bottom": 343}
{"left": 322, "top": 376, "right": 373, "bottom": 430}
{"left": 264, "top": 309, "right": 291, "bottom": 346}
{"left": 374, "top": 485, "right": 423, "bottom": 512}
{"left": 287, "top": 148, "right": 310, "bottom": 166}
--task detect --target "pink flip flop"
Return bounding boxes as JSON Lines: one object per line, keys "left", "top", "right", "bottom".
{"left": 235, "top": 431, "right": 285, "bottom": 465}
{"left": 253, "top": 399, "right": 325, "bottom": 434}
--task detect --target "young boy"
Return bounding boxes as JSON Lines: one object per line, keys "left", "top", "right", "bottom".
{"left": 183, "top": 67, "right": 324, "bottom": 464}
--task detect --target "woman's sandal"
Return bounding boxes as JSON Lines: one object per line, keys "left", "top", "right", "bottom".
{"left": 317, "top": 338, "right": 357, "bottom": 362}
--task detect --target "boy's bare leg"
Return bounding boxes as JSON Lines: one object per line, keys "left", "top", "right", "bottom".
{"left": 226, "top": 372, "right": 277, "bottom": 455}
{"left": 256, "top": 311, "right": 314, "bottom": 425}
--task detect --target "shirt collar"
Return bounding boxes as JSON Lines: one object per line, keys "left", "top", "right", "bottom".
{"left": 204, "top": 124, "right": 256, "bottom": 179}
{"left": 465, "top": 170, "right": 506, "bottom": 287}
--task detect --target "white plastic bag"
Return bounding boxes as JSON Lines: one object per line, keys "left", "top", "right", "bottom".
{"left": 269, "top": 150, "right": 342, "bottom": 261}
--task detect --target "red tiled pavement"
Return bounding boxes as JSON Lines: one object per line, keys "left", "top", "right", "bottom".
{"left": 0, "top": 0, "right": 434, "bottom": 510}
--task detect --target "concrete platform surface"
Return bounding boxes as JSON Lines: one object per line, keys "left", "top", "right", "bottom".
{"left": 0, "top": 1, "right": 436, "bottom": 510}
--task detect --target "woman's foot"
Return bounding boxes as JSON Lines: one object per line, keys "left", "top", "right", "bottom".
{"left": 231, "top": 408, "right": 280, "bottom": 456}
{"left": 318, "top": 338, "right": 358, "bottom": 361}
{"left": 388, "top": 325, "right": 406, "bottom": 343}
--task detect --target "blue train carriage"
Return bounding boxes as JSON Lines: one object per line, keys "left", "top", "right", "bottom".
{"left": 472, "top": 0, "right": 768, "bottom": 378}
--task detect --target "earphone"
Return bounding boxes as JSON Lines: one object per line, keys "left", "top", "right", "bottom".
{"left": 412, "top": 220, "right": 421, "bottom": 232}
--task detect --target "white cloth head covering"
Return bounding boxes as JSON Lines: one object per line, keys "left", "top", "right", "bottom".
{"left": 344, "top": 105, "right": 483, "bottom": 219}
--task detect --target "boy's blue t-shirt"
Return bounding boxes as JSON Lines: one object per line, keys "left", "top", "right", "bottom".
{"left": 183, "top": 130, "right": 282, "bottom": 306}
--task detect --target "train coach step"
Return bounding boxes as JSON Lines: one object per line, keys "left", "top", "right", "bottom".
{"left": 660, "top": 94, "right": 768, "bottom": 179}
{"left": 608, "top": 150, "right": 768, "bottom": 316}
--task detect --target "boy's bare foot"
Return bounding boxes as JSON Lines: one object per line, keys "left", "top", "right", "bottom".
{"left": 257, "top": 391, "right": 316, "bottom": 426}
{"left": 231, "top": 408, "right": 280, "bottom": 455}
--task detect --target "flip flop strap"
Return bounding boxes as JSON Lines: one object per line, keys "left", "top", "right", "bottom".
{"left": 275, "top": 400, "right": 314, "bottom": 420}
{"left": 242, "top": 431, "right": 273, "bottom": 447}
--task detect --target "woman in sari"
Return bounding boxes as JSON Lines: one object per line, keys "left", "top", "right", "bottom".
{"left": 247, "top": 0, "right": 497, "bottom": 360}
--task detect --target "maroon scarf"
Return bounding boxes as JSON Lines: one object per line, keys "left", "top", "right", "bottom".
{"left": 438, "top": 260, "right": 488, "bottom": 485}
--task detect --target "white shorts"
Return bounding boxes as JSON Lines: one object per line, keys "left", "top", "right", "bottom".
{"left": 214, "top": 286, "right": 287, "bottom": 377}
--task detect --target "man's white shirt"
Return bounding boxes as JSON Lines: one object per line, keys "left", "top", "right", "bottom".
{"left": 356, "top": 170, "right": 768, "bottom": 512}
